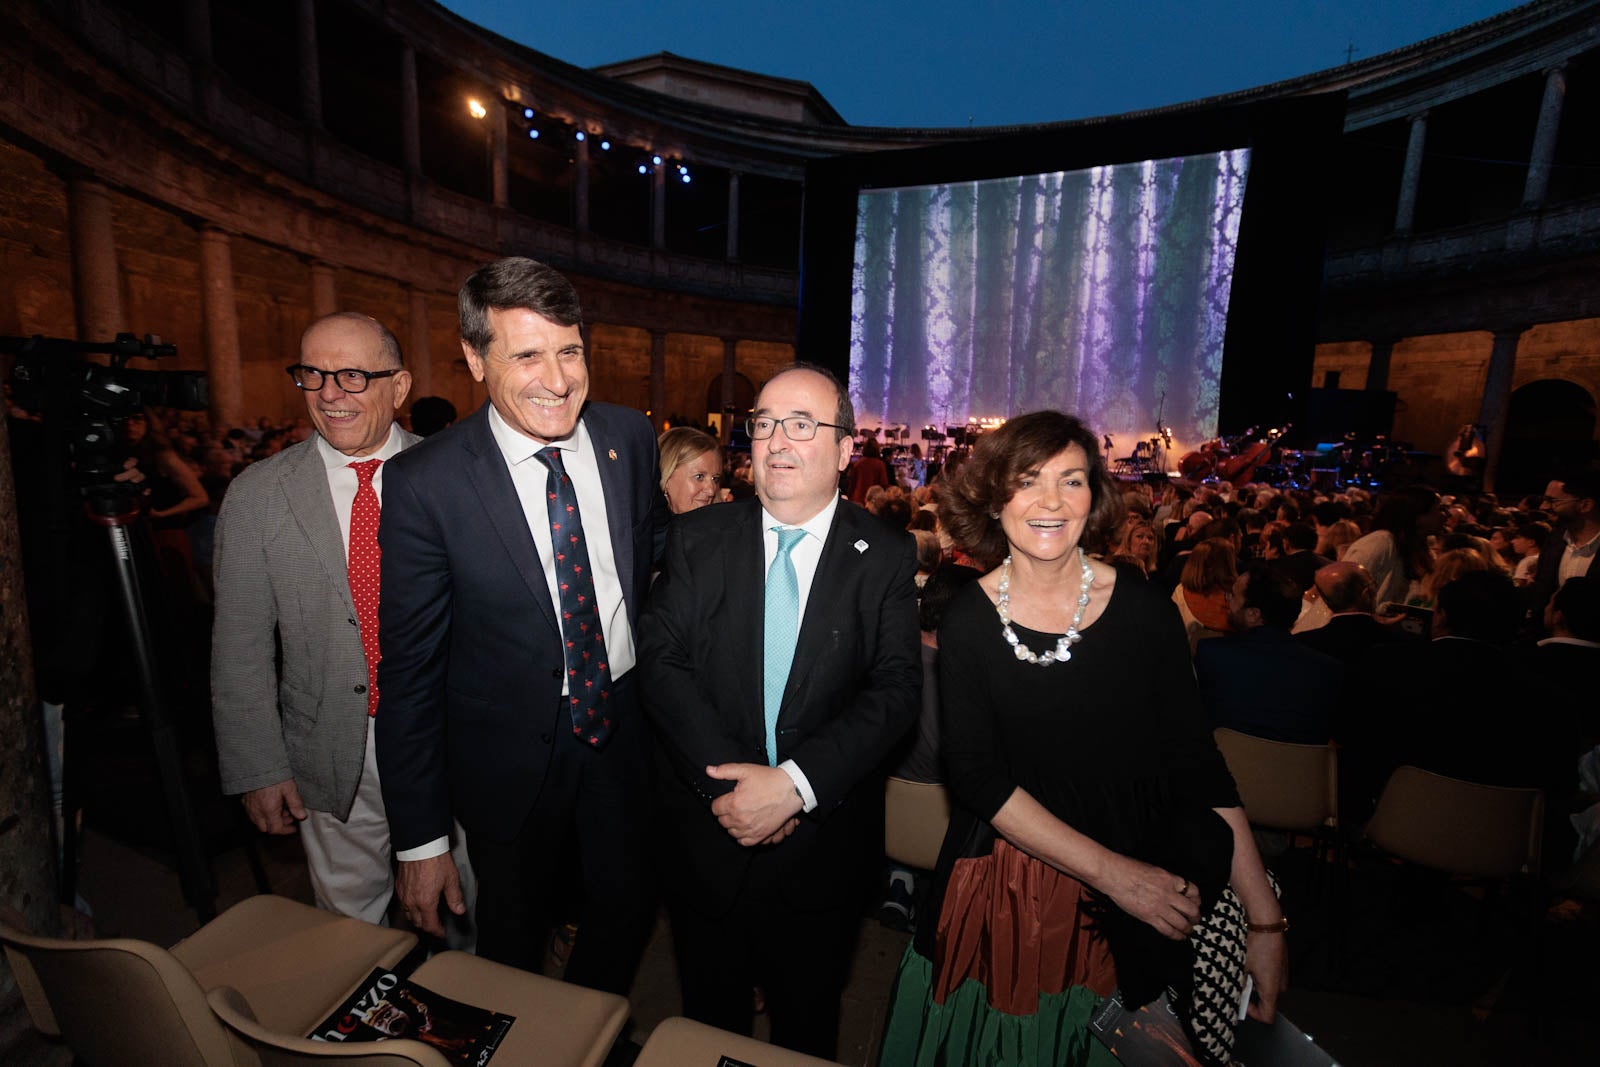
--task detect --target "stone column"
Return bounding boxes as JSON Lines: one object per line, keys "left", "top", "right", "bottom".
{"left": 652, "top": 160, "right": 667, "bottom": 251}
{"left": 1366, "top": 338, "right": 1395, "bottom": 392}
{"left": 574, "top": 134, "right": 590, "bottom": 233}
{"left": 199, "top": 227, "right": 244, "bottom": 430}
{"left": 297, "top": 0, "right": 322, "bottom": 128}
{"left": 490, "top": 103, "right": 508, "bottom": 209}
{"left": 309, "top": 261, "right": 338, "bottom": 318}
{"left": 720, "top": 338, "right": 738, "bottom": 443}
{"left": 1522, "top": 65, "right": 1567, "bottom": 210}
{"left": 67, "top": 177, "right": 125, "bottom": 342}
{"left": 650, "top": 330, "right": 667, "bottom": 429}
{"left": 406, "top": 286, "right": 432, "bottom": 397}
{"left": 1394, "top": 112, "right": 1427, "bottom": 236}
{"left": 0, "top": 414, "right": 58, "bottom": 943}
{"left": 1477, "top": 327, "right": 1523, "bottom": 493}
{"left": 726, "top": 171, "right": 741, "bottom": 261}
{"left": 400, "top": 43, "right": 422, "bottom": 174}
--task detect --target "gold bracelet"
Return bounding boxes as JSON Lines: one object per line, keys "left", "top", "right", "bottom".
{"left": 1246, "top": 917, "right": 1290, "bottom": 934}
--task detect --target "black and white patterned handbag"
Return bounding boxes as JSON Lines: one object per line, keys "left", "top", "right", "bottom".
{"left": 1171, "top": 870, "right": 1282, "bottom": 1067}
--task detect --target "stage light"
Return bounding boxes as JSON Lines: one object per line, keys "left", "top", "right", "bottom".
{"left": 652, "top": 155, "right": 662, "bottom": 166}
{"left": 638, "top": 164, "right": 648, "bottom": 175}
{"left": 528, "top": 129, "right": 539, "bottom": 139}
{"left": 522, "top": 108, "right": 534, "bottom": 119}
{"left": 600, "top": 140, "right": 611, "bottom": 151}
{"left": 467, "top": 98, "right": 487, "bottom": 119}
{"left": 681, "top": 174, "right": 691, "bottom": 183}
{"left": 575, "top": 131, "right": 586, "bottom": 142}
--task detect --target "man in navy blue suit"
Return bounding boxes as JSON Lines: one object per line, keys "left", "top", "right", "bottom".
{"left": 375, "top": 258, "right": 664, "bottom": 994}
{"left": 1195, "top": 561, "right": 1343, "bottom": 744}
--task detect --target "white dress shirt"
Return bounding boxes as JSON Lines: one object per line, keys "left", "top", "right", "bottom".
{"left": 1558, "top": 528, "right": 1599, "bottom": 586}
{"left": 397, "top": 409, "right": 636, "bottom": 863}
{"left": 760, "top": 493, "right": 841, "bottom": 814}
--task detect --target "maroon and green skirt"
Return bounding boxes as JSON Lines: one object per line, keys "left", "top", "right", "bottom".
{"left": 881, "top": 838, "right": 1124, "bottom": 1066}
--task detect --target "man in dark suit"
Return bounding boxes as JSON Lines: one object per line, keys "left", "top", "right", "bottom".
{"left": 1527, "top": 470, "right": 1600, "bottom": 629}
{"left": 1195, "top": 561, "right": 1343, "bottom": 744}
{"left": 1295, "top": 561, "right": 1414, "bottom": 669}
{"left": 640, "top": 364, "right": 920, "bottom": 1058}
{"left": 375, "top": 258, "right": 663, "bottom": 994}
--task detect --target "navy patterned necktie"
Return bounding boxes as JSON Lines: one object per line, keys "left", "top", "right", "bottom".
{"left": 535, "top": 446, "right": 614, "bottom": 749}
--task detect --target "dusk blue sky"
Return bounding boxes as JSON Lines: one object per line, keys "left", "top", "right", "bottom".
{"left": 441, "top": 1, "right": 1526, "bottom": 128}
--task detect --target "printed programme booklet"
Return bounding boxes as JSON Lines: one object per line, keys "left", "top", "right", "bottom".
{"left": 310, "top": 967, "right": 514, "bottom": 1066}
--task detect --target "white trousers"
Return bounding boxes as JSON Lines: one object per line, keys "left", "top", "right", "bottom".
{"left": 299, "top": 718, "right": 478, "bottom": 951}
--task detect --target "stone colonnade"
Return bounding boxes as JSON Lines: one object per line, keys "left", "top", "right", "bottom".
{"left": 1329, "top": 63, "right": 1583, "bottom": 490}
{"left": 58, "top": 166, "right": 783, "bottom": 432}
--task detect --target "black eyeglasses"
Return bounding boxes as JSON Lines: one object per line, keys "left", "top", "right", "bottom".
{"left": 287, "top": 365, "right": 401, "bottom": 393}
{"left": 746, "top": 415, "right": 847, "bottom": 442}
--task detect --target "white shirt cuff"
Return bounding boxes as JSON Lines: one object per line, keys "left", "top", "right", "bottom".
{"left": 779, "top": 759, "right": 818, "bottom": 813}
{"left": 396, "top": 836, "right": 450, "bottom": 862}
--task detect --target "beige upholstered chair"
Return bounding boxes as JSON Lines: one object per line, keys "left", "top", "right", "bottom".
{"left": 884, "top": 776, "right": 952, "bottom": 871}
{"left": 1213, "top": 728, "right": 1338, "bottom": 834}
{"left": 634, "top": 1016, "right": 845, "bottom": 1066}
{"left": 209, "top": 950, "right": 628, "bottom": 1067}
{"left": 1364, "top": 765, "right": 1543, "bottom": 880}
{"left": 0, "top": 894, "right": 416, "bottom": 1067}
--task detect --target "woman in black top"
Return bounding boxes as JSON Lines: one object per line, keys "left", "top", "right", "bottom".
{"left": 881, "top": 411, "right": 1285, "bottom": 1066}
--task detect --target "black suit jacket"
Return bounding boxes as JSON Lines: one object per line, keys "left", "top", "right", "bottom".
{"left": 639, "top": 498, "right": 921, "bottom": 915}
{"left": 1353, "top": 638, "right": 1567, "bottom": 792}
{"left": 1194, "top": 626, "right": 1344, "bottom": 744}
{"left": 374, "top": 402, "right": 664, "bottom": 850}
{"left": 1295, "top": 612, "right": 1414, "bottom": 669}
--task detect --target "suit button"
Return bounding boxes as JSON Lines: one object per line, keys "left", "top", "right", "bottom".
{"left": 540, "top": 733, "right": 552, "bottom": 744}
{"left": 354, "top": 684, "right": 366, "bottom": 694}
{"left": 550, "top": 668, "right": 560, "bottom": 679}
{"left": 348, "top": 617, "right": 358, "bottom": 626}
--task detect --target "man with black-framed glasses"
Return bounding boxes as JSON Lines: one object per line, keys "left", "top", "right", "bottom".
{"left": 641, "top": 363, "right": 921, "bottom": 1058}
{"left": 1528, "top": 470, "right": 1600, "bottom": 631}
{"left": 212, "top": 311, "right": 476, "bottom": 942}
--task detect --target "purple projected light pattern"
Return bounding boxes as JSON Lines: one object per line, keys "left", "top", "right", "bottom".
{"left": 848, "top": 149, "right": 1250, "bottom": 457}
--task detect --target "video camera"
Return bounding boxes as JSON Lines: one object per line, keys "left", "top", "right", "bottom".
{"left": 5, "top": 332, "right": 207, "bottom": 486}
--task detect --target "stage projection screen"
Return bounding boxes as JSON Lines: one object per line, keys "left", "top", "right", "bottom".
{"left": 849, "top": 149, "right": 1250, "bottom": 453}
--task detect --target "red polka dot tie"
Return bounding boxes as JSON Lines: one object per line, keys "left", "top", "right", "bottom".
{"left": 347, "top": 458, "right": 383, "bottom": 716}
{"left": 535, "top": 447, "right": 614, "bottom": 749}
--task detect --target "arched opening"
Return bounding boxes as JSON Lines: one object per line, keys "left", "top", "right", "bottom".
{"left": 1499, "top": 378, "right": 1596, "bottom": 494}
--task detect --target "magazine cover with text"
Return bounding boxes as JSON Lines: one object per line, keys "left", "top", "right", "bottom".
{"left": 310, "top": 967, "right": 514, "bottom": 1066}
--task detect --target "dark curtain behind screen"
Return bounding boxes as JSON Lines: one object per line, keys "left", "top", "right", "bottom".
{"left": 849, "top": 150, "right": 1249, "bottom": 453}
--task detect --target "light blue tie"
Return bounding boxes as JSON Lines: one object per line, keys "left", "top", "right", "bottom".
{"left": 763, "top": 527, "right": 806, "bottom": 766}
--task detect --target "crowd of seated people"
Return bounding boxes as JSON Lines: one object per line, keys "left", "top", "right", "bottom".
{"left": 1092, "top": 469, "right": 1600, "bottom": 877}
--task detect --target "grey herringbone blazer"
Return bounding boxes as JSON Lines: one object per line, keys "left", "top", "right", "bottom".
{"left": 211, "top": 428, "right": 419, "bottom": 819}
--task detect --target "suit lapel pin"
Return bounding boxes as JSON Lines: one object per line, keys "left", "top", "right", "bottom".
{"left": 608, "top": 449, "right": 618, "bottom": 461}
{"left": 854, "top": 539, "right": 869, "bottom": 554}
